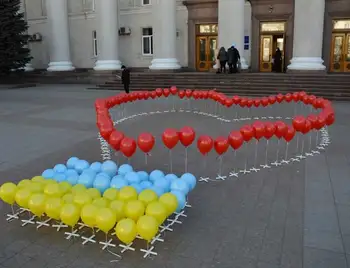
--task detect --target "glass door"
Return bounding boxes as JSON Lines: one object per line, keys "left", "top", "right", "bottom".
{"left": 196, "top": 36, "right": 217, "bottom": 71}
{"left": 345, "top": 34, "right": 350, "bottom": 72}
{"left": 260, "top": 35, "right": 273, "bottom": 72}
{"left": 331, "top": 33, "right": 345, "bottom": 72}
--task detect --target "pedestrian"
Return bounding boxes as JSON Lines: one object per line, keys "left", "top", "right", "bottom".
{"left": 227, "top": 44, "right": 240, "bottom": 73}
{"left": 121, "top": 65, "right": 130, "bottom": 93}
{"left": 217, "top": 47, "right": 228, "bottom": 74}
{"left": 272, "top": 47, "right": 282, "bottom": 73}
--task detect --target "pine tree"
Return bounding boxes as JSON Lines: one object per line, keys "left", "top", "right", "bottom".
{"left": 0, "top": 0, "right": 32, "bottom": 75}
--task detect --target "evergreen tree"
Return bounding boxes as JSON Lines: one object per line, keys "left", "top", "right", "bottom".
{"left": 0, "top": 0, "right": 32, "bottom": 75}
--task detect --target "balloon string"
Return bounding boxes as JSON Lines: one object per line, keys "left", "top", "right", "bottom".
{"left": 301, "top": 135, "right": 305, "bottom": 155}
{"left": 169, "top": 150, "right": 173, "bottom": 173}
{"left": 219, "top": 155, "right": 223, "bottom": 175}
{"left": 296, "top": 134, "right": 299, "bottom": 152}
{"left": 315, "top": 131, "right": 319, "bottom": 148}
{"left": 265, "top": 140, "right": 269, "bottom": 165}
{"left": 145, "top": 154, "right": 148, "bottom": 166}
{"left": 309, "top": 133, "right": 312, "bottom": 151}
{"left": 254, "top": 139, "right": 258, "bottom": 167}
{"left": 11, "top": 205, "right": 14, "bottom": 215}
{"left": 185, "top": 147, "right": 188, "bottom": 173}
{"left": 276, "top": 139, "right": 280, "bottom": 162}
{"left": 285, "top": 142, "right": 289, "bottom": 160}
{"left": 233, "top": 150, "right": 237, "bottom": 172}
{"left": 244, "top": 142, "right": 248, "bottom": 170}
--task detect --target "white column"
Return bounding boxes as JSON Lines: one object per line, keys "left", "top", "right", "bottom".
{"left": 93, "top": 0, "right": 121, "bottom": 71}
{"left": 46, "top": 0, "right": 74, "bottom": 71}
{"left": 287, "top": 0, "right": 326, "bottom": 71}
{"left": 217, "top": 0, "right": 248, "bottom": 69}
{"left": 21, "top": 0, "right": 34, "bottom": 71}
{"left": 149, "top": 0, "right": 181, "bottom": 70}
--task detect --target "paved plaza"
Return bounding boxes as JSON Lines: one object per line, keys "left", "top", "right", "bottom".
{"left": 0, "top": 84, "right": 349, "bottom": 268}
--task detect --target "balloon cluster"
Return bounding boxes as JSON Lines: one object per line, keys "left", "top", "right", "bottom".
{"left": 0, "top": 157, "right": 197, "bottom": 244}
{"left": 95, "top": 89, "right": 335, "bottom": 158}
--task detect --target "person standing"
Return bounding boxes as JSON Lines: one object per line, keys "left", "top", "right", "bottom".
{"left": 217, "top": 47, "right": 228, "bottom": 73}
{"left": 227, "top": 44, "right": 240, "bottom": 73}
{"left": 121, "top": 65, "right": 130, "bottom": 93}
{"left": 273, "top": 48, "right": 282, "bottom": 73}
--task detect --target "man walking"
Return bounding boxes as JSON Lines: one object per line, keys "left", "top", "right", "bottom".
{"left": 121, "top": 65, "right": 130, "bottom": 93}
{"left": 227, "top": 44, "right": 240, "bottom": 73}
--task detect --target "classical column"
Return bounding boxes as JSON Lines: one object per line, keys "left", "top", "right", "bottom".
{"left": 21, "top": 0, "right": 34, "bottom": 71}
{"left": 287, "top": 0, "right": 326, "bottom": 71}
{"left": 46, "top": 0, "right": 75, "bottom": 71}
{"left": 217, "top": 0, "right": 248, "bottom": 69}
{"left": 149, "top": 0, "right": 181, "bottom": 70}
{"left": 94, "top": 0, "right": 121, "bottom": 71}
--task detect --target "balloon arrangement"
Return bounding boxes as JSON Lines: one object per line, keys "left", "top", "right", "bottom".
{"left": 96, "top": 88, "right": 335, "bottom": 179}
{"left": 0, "top": 157, "right": 196, "bottom": 258}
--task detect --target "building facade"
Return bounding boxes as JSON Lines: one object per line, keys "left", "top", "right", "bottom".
{"left": 23, "top": 0, "right": 350, "bottom": 73}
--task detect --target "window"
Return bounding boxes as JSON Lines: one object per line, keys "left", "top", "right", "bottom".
{"left": 41, "top": 0, "right": 47, "bottom": 16}
{"left": 142, "top": 0, "right": 151, "bottom": 6}
{"left": 142, "top": 27, "right": 153, "bottom": 55}
{"left": 93, "top": 30, "right": 98, "bottom": 57}
{"left": 83, "top": 0, "right": 95, "bottom": 12}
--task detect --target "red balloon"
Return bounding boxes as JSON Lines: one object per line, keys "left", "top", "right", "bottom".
{"left": 252, "top": 121, "right": 265, "bottom": 140}
{"left": 95, "top": 99, "right": 107, "bottom": 110}
{"left": 274, "top": 121, "right": 288, "bottom": 139}
{"left": 155, "top": 88, "right": 163, "bottom": 97}
{"left": 109, "top": 130, "right": 124, "bottom": 151}
{"left": 197, "top": 135, "right": 214, "bottom": 155}
{"left": 301, "top": 120, "right": 312, "bottom": 134}
{"left": 214, "top": 137, "right": 229, "bottom": 155}
{"left": 202, "top": 91, "right": 209, "bottom": 99}
{"left": 150, "top": 91, "right": 157, "bottom": 99}
{"left": 325, "top": 113, "right": 335, "bottom": 126}
{"left": 120, "top": 137, "right": 137, "bottom": 158}
{"left": 253, "top": 99, "right": 261, "bottom": 107}
{"left": 137, "top": 133, "right": 155, "bottom": 154}
{"left": 276, "top": 94, "right": 284, "bottom": 103}
{"left": 137, "top": 91, "right": 145, "bottom": 100}
{"left": 292, "top": 115, "right": 306, "bottom": 132}
{"left": 192, "top": 91, "right": 199, "bottom": 99}
{"left": 264, "top": 122, "right": 276, "bottom": 139}
{"left": 283, "top": 126, "right": 296, "bottom": 142}
{"left": 170, "top": 86, "right": 178, "bottom": 95}
{"left": 315, "top": 115, "right": 326, "bottom": 130}
{"left": 240, "top": 125, "right": 254, "bottom": 142}
{"left": 307, "top": 114, "right": 318, "bottom": 129}
{"left": 239, "top": 98, "right": 247, "bottom": 107}
{"left": 99, "top": 124, "right": 114, "bottom": 140}
{"left": 185, "top": 89, "right": 192, "bottom": 98}
{"left": 247, "top": 99, "right": 253, "bottom": 108}
{"left": 162, "top": 129, "right": 179, "bottom": 150}
{"left": 292, "top": 92, "right": 300, "bottom": 102}
{"left": 228, "top": 131, "right": 244, "bottom": 150}
{"left": 179, "top": 126, "right": 196, "bottom": 147}
{"left": 261, "top": 97, "right": 269, "bottom": 107}
{"left": 302, "top": 95, "right": 309, "bottom": 105}
{"left": 284, "top": 93, "right": 292, "bottom": 103}
{"left": 163, "top": 88, "right": 170, "bottom": 97}
{"left": 178, "top": 90, "right": 185, "bottom": 99}
{"left": 232, "top": 95, "right": 241, "bottom": 105}
{"left": 225, "top": 99, "right": 233, "bottom": 108}
{"left": 268, "top": 95, "right": 276, "bottom": 105}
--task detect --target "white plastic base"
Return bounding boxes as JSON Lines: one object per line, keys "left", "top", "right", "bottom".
{"left": 213, "top": 57, "right": 248, "bottom": 70}
{"left": 24, "top": 63, "right": 34, "bottom": 72}
{"left": 47, "top": 61, "right": 75, "bottom": 72}
{"left": 93, "top": 60, "right": 122, "bottom": 71}
{"left": 287, "top": 57, "right": 326, "bottom": 71}
{"left": 149, "top": 58, "right": 181, "bottom": 70}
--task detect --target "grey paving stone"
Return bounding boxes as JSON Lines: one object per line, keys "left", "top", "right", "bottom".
{"left": 257, "top": 261, "right": 280, "bottom": 268}
{"left": 1, "top": 253, "right": 32, "bottom": 268}
{"left": 303, "top": 247, "right": 347, "bottom": 268}
{"left": 337, "top": 204, "right": 350, "bottom": 236}
{"left": 304, "top": 230, "right": 344, "bottom": 253}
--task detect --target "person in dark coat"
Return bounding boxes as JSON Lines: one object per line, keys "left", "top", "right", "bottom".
{"left": 217, "top": 47, "right": 228, "bottom": 73}
{"left": 273, "top": 48, "right": 282, "bottom": 73}
{"left": 121, "top": 65, "right": 130, "bottom": 93}
{"left": 227, "top": 44, "right": 240, "bottom": 73}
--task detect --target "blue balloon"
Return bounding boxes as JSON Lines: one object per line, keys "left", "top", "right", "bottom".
{"left": 66, "top": 157, "right": 79, "bottom": 169}
{"left": 130, "top": 184, "right": 143, "bottom": 194}
{"left": 42, "top": 169, "right": 55, "bottom": 179}
{"left": 171, "top": 190, "right": 186, "bottom": 212}
{"left": 54, "top": 164, "right": 67, "bottom": 173}
{"left": 125, "top": 172, "right": 140, "bottom": 184}
{"left": 170, "top": 179, "right": 190, "bottom": 195}
{"left": 101, "top": 160, "right": 118, "bottom": 177}
{"left": 74, "top": 160, "right": 90, "bottom": 174}
{"left": 90, "top": 162, "right": 102, "bottom": 173}
{"left": 140, "top": 180, "right": 153, "bottom": 190}
{"left": 78, "top": 174, "right": 94, "bottom": 188}
{"left": 96, "top": 172, "right": 111, "bottom": 180}
{"left": 153, "top": 177, "right": 171, "bottom": 193}
{"left": 118, "top": 164, "right": 133, "bottom": 176}
{"left": 137, "top": 171, "right": 149, "bottom": 181}
{"left": 149, "top": 170, "right": 165, "bottom": 182}
{"left": 67, "top": 174, "right": 79, "bottom": 185}
{"left": 149, "top": 186, "right": 164, "bottom": 197}
{"left": 66, "top": 169, "right": 78, "bottom": 177}
{"left": 93, "top": 175, "right": 111, "bottom": 193}
{"left": 110, "top": 177, "right": 128, "bottom": 190}
{"left": 53, "top": 173, "right": 66, "bottom": 182}
{"left": 165, "top": 174, "right": 178, "bottom": 183}
{"left": 181, "top": 173, "right": 197, "bottom": 191}
{"left": 82, "top": 169, "right": 97, "bottom": 179}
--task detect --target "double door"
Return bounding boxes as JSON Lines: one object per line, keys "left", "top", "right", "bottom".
{"left": 330, "top": 33, "right": 350, "bottom": 72}
{"left": 196, "top": 36, "right": 217, "bottom": 71}
{"left": 260, "top": 34, "right": 285, "bottom": 72}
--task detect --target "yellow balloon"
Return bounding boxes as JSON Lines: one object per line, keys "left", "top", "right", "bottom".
{"left": 71, "top": 184, "right": 87, "bottom": 195}
{"left": 109, "top": 200, "right": 126, "bottom": 222}
{"left": 118, "top": 186, "right": 137, "bottom": 202}
{"left": 15, "top": 188, "right": 32, "bottom": 208}
{"left": 45, "top": 197, "right": 64, "bottom": 220}
{"left": 86, "top": 188, "right": 101, "bottom": 199}
{"left": 0, "top": 183, "right": 17, "bottom": 205}
{"left": 138, "top": 189, "right": 158, "bottom": 206}
{"left": 29, "top": 182, "right": 44, "bottom": 193}
{"left": 28, "top": 194, "right": 46, "bottom": 217}
{"left": 73, "top": 192, "right": 92, "bottom": 207}
{"left": 103, "top": 188, "right": 119, "bottom": 201}
{"left": 92, "top": 197, "right": 109, "bottom": 208}
{"left": 43, "top": 179, "right": 56, "bottom": 185}
{"left": 58, "top": 182, "right": 72, "bottom": 194}
{"left": 44, "top": 183, "right": 63, "bottom": 198}
{"left": 62, "top": 193, "right": 74, "bottom": 204}
{"left": 17, "top": 179, "right": 31, "bottom": 189}
{"left": 137, "top": 215, "right": 159, "bottom": 242}
{"left": 60, "top": 203, "right": 80, "bottom": 227}
{"left": 95, "top": 208, "right": 117, "bottom": 233}
{"left": 159, "top": 193, "right": 178, "bottom": 216}
{"left": 115, "top": 218, "right": 137, "bottom": 244}
{"left": 81, "top": 204, "right": 98, "bottom": 228}
{"left": 124, "top": 200, "right": 145, "bottom": 222}
{"left": 31, "top": 176, "right": 45, "bottom": 183}
{"left": 145, "top": 202, "right": 167, "bottom": 225}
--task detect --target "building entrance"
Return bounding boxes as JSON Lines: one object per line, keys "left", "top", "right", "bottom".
{"left": 330, "top": 20, "right": 350, "bottom": 73}
{"left": 259, "top": 22, "right": 286, "bottom": 72}
{"left": 195, "top": 24, "right": 218, "bottom": 71}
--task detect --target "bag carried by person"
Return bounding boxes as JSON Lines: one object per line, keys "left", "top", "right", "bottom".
{"left": 237, "top": 60, "right": 242, "bottom": 72}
